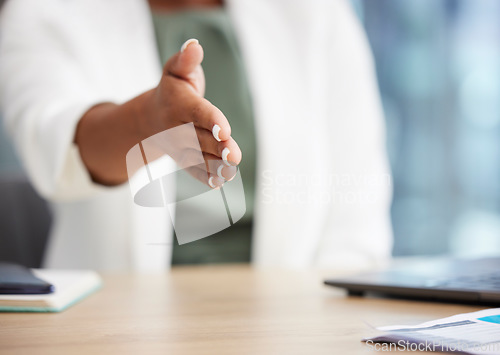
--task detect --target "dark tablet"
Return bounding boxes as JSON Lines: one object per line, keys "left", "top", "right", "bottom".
{"left": 0, "top": 262, "right": 54, "bottom": 294}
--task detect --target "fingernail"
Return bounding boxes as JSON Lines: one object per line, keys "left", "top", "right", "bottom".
{"left": 212, "top": 124, "right": 222, "bottom": 142}
{"left": 217, "top": 165, "right": 225, "bottom": 180}
{"left": 180, "top": 38, "right": 199, "bottom": 53}
{"left": 208, "top": 176, "right": 219, "bottom": 189}
{"left": 222, "top": 147, "right": 231, "bottom": 166}
{"left": 226, "top": 170, "right": 236, "bottom": 182}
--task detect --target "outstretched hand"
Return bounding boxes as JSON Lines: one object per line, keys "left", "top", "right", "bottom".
{"left": 138, "top": 39, "right": 241, "bottom": 188}
{"left": 76, "top": 39, "right": 240, "bottom": 187}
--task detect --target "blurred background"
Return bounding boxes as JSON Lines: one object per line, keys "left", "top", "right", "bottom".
{"left": 1, "top": 0, "right": 499, "bottom": 260}
{"left": 353, "top": 0, "right": 500, "bottom": 257}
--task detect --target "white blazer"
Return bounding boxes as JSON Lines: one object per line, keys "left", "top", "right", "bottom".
{"left": 0, "top": 0, "right": 393, "bottom": 271}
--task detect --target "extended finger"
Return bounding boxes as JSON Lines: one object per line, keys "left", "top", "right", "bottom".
{"left": 196, "top": 128, "right": 242, "bottom": 165}
{"left": 184, "top": 163, "right": 224, "bottom": 189}
{"left": 185, "top": 98, "right": 231, "bottom": 142}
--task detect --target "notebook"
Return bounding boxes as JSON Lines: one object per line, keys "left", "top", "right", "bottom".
{"left": 0, "top": 269, "right": 102, "bottom": 312}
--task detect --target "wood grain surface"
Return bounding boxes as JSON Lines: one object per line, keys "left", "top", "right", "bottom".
{"left": 0, "top": 265, "right": 484, "bottom": 354}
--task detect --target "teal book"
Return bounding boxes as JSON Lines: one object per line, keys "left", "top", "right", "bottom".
{"left": 0, "top": 270, "right": 101, "bottom": 312}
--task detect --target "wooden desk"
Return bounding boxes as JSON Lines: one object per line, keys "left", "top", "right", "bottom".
{"left": 0, "top": 265, "right": 485, "bottom": 354}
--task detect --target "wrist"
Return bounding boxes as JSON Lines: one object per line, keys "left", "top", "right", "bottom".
{"left": 131, "top": 89, "right": 155, "bottom": 142}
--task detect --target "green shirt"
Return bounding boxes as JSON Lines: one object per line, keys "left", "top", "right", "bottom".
{"left": 152, "top": 8, "right": 257, "bottom": 264}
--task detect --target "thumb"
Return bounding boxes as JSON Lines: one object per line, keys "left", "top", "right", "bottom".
{"left": 164, "top": 39, "right": 204, "bottom": 80}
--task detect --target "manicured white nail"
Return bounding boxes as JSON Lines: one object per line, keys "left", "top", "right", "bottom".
{"left": 208, "top": 176, "right": 218, "bottom": 189}
{"left": 217, "top": 165, "right": 224, "bottom": 179}
{"left": 180, "top": 38, "right": 199, "bottom": 53}
{"left": 212, "top": 124, "right": 222, "bottom": 142}
{"left": 222, "top": 147, "right": 231, "bottom": 166}
{"left": 226, "top": 169, "right": 236, "bottom": 182}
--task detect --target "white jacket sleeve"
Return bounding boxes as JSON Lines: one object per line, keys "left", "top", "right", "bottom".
{"left": 316, "top": 0, "right": 393, "bottom": 268}
{"left": 0, "top": 0, "right": 109, "bottom": 201}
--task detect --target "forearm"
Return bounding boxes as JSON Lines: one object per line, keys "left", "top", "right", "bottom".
{"left": 74, "top": 90, "right": 153, "bottom": 186}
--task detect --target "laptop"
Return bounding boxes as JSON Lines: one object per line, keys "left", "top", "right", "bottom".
{"left": 324, "top": 256, "right": 500, "bottom": 304}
